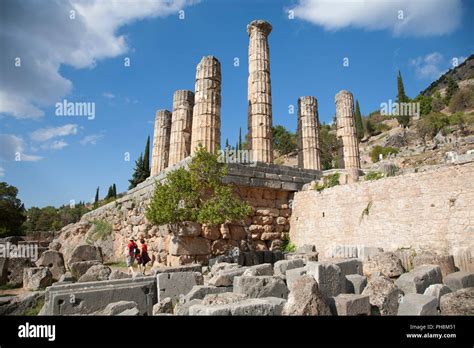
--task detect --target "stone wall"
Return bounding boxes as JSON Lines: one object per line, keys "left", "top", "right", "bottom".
{"left": 57, "top": 159, "right": 320, "bottom": 266}
{"left": 290, "top": 161, "right": 474, "bottom": 269}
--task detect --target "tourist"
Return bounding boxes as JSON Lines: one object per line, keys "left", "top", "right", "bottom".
{"left": 126, "top": 238, "right": 138, "bottom": 275}
{"left": 138, "top": 238, "right": 151, "bottom": 274}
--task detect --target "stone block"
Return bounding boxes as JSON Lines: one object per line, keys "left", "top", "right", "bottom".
{"left": 395, "top": 265, "right": 443, "bottom": 294}
{"left": 285, "top": 252, "right": 319, "bottom": 263}
{"left": 306, "top": 261, "right": 345, "bottom": 298}
{"left": 184, "top": 285, "right": 230, "bottom": 302}
{"left": 36, "top": 250, "right": 66, "bottom": 281}
{"left": 332, "top": 258, "right": 363, "bottom": 276}
{"left": 169, "top": 236, "right": 211, "bottom": 256}
{"left": 23, "top": 267, "right": 53, "bottom": 291}
{"left": 361, "top": 274, "right": 403, "bottom": 316}
{"left": 189, "top": 297, "right": 285, "bottom": 316}
{"left": 242, "top": 263, "right": 273, "bottom": 276}
{"left": 413, "top": 252, "right": 456, "bottom": 278}
{"left": 282, "top": 275, "right": 331, "bottom": 316}
{"left": 443, "top": 271, "right": 474, "bottom": 291}
{"left": 208, "top": 267, "right": 248, "bottom": 287}
{"left": 286, "top": 267, "right": 307, "bottom": 289}
{"left": 273, "top": 259, "right": 305, "bottom": 278}
{"left": 423, "top": 284, "right": 451, "bottom": 307}
{"left": 345, "top": 274, "right": 367, "bottom": 294}
{"left": 69, "top": 260, "right": 101, "bottom": 279}
{"left": 4, "top": 257, "right": 34, "bottom": 287}
{"left": 100, "top": 301, "right": 139, "bottom": 316}
{"left": 174, "top": 222, "right": 202, "bottom": 237}
{"left": 363, "top": 252, "right": 405, "bottom": 278}
{"left": 397, "top": 294, "right": 438, "bottom": 315}
{"left": 334, "top": 294, "right": 371, "bottom": 316}
{"left": 156, "top": 271, "right": 198, "bottom": 303}
{"left": 233, "top": 276, "right": 289, "bottom": 299}
{"left": 78, "top": 264, "right": 112, "bottom": 283}
{"left": 439, "top": 288, "right": 474, "bottom": 315}
{"left": 68, "top": 244, "right": 103, "bottom": 266}
{"left": 152, "top": 264, "right": 202, "bottom": 275}
{"left": 41, "top": 276, "right": 157, "bottom": 315}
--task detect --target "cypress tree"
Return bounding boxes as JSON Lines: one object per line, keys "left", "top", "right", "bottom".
{"left": 396, "top": 70, "right": 410, "bottom": 128}
{"left": 143, "top": 135, "right": 150, "bottom": 176}
{"left": 128, "top": 154, "right": 148, "bottom": 189}
{"left": 112, "top": 184, "right": 117, "bottom": 198}
{"left": 94, "top": 187, "right": 99, "bottom": 207}
{"left": 238, "top": 127, "right": 242, "bottom": 151}
{"left": 105, "top": 186, "right": 113, "bottom": 199}
{"left": 354, "top": 100, "right": 364, "bottom": 141}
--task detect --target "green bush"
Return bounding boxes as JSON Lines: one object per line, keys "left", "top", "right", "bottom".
{"left": 370, "top": 146, "right": 399, "bottom": 163}
{"left": 86, "top": 220, "right": 113, "bottom": 244}
{"left": 449, "top": 86, "right": 474, "bottom": 113}
{"left": 313, "top": 172, "right": 340, "bottom": 191}
{"left": 364, "top": 171, "right": 385, "bottom": 181}
{"left": 281, "top": 235, "right": 296, "bottom": 253}
{"left": 146, "top": 146, "right": 252, "bottom": 227}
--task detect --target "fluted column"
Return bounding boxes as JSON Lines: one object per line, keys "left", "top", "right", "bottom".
{"left": 191, "top": 56, "right": 221, "bottom": 154}
{"left": 168, "top": 90, "right": 194, "bottom": 166}
{"left": 151, "top": 109, "right": 172, "bottom": 176}
{"left": 247, "top": 19, "right": 273, "bottom": 163}
{"left": 335, "top": 90, "right": 361, "bottom": 182}
{"left": 297, "top": 96, "right": 321, "bottom": 170}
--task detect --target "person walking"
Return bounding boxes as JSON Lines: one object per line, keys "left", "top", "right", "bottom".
{"left": 138, "top": 238, "right": 151, "bottom": 275}
{"left": 126, "top": 238, "right": 138, "bottom": 275}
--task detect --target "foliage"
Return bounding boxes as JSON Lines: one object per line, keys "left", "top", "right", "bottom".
{"left": 93, "top": 187, "right": 99, "bottom": 208}
{"left": 444, "top": 77, "right": 459, "bottom": 105}
{"left": 105, "top": 183, "right": 117, "bottom": 200}
{"left": 0, "top": 182, "right": 26, "bottom": 237}
{"left": 431, "top": 91, "right": 445, "bottom": 112}
{"left": 24, "top": 202, "right": 88, "bottom": 233}
{"left": 396, "top": 70, "right": 410, "bottom": 128}
{"left": 281, "top": 235, "right": 296, "bottom": 253}
{"left": 364, "top": 114, "right": 391, "bottom": 137}
{"left": 24, "top": 298, "right": 45, "bottom": 316}
{"left": 146, "top": 146, "right": 252, "bottom": 226}
{"left": 319, "top": 124, "right": 339, "bottom": 170}
{"left": 449, "top": 86, "right": 474, "bottom": 112}
{"left": 128, "top": 136, "right": 151, "bottom": 189}
{"left": 354, "top": 100, "right": 364, "bottom": 140}
{"left": 272, "top": 125, "right": 297, "bottom": 155}
{"left": 364, "top": 171, "right": 385, "bottom": 181}
{"left": 86, "top": 220, "right": 113, "bottom": 244}
{"left": 370, "top": 146, "right": 399, "bottom": 163}
{"left": 313, "top": 172, "right": 340, "bottom": 191}
{"left": 414, "top": 94, "right": 432, "bottom": 116}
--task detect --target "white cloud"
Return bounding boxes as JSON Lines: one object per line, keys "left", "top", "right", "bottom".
{"left": 0, "top": 0, "right": 198, "bottom": 119}
{"left": 30, "top": 124, "right": 79, "bottom": 142}
{"left": 410, "top": 52, "right": 446, "bottom": 79}
{"left": 41, "top": 139, "right": 69, "bottom": 151}
{"left": 291, "top": 0, "right": 462, "bottom": 37}
{"left": 103, "top": 92, "right": 115, "bottom": 99}
{"left": 0, "top": 134, "right": 42, "bottom": 162}
{"left": 80, "top": 133, "right": 104, "bottom": 145}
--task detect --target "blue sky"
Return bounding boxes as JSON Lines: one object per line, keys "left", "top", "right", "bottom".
{"left": 1, "top": 0, "right": 473, "bottom": 208}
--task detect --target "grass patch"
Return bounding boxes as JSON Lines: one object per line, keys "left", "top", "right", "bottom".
{"left": 0, "top": 284, "right": 20, "bottom": 291}
{"left": 86, "top": 220, "right": 113, "bottom": 244}
{"left": 313, "top": 172, "right": 340, "bottom": 191}
{"left": 24, "top": 298, "right": 45, "bottom": 316}
{"left": 364, "top": 171, "right": 385, "bottom": 181}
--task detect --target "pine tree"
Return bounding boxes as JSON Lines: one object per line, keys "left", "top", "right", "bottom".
{"left": 354, "top": 100, "right": 364, "bottom": 141}
{"left": 94, "top": 187, "right": 99, "bottom": 208}
{"left": 225, "top": 138, "right": 229, "bottom": 150}
{"left": 143, "top": 135, "right": 150, "bottom": 176}
{"left": 396, "top": 70, "right": 410, "bottom": 128}
{"left": 238, "top": 127, "right": 242, "bottom": 151}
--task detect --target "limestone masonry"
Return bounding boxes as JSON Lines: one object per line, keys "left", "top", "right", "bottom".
{"left": 298, "top": 96, "right": 322, "bottom": 170}
{"left": 151, "top": 109, "right": 172, "bottom": 176}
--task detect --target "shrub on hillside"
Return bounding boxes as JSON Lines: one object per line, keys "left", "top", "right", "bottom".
{"left": 370, "top": 146, "right": 399, "bottom": 163}
{"left": 449, "top": 86, "right": 474, "bottom": 113}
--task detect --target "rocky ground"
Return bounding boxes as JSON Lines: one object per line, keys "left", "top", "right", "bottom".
{"left": 1, "top": 240, "right": 473, "bottom": 316}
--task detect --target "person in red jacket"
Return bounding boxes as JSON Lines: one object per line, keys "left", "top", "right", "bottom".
{"left": 126, "top": 238, "right": 138, "bottom": 275}
{"left": 138, "top": 238, "right": 151, "bottom": 275}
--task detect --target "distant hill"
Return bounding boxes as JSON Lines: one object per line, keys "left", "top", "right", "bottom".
{"left": 420, "top": 54, "right": 474, "bottom": 96}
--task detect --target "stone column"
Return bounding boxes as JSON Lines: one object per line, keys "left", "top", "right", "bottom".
{"left": 247, "top": 20, "right": 273, "bottom": 163}
{"left": 335, "top": 90, "right": 361, "bottom": 182}
{"left": 297, "top": 96, "right": 321, "bottom": 170}
{"left": 151, "top": 109, "right": 172, "bottom": 176}
{"left": 168, "top": 90, "right": 194, "bottom": 166}
{"left": 191, "top": 56, "right": 221, "bottom": 154}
